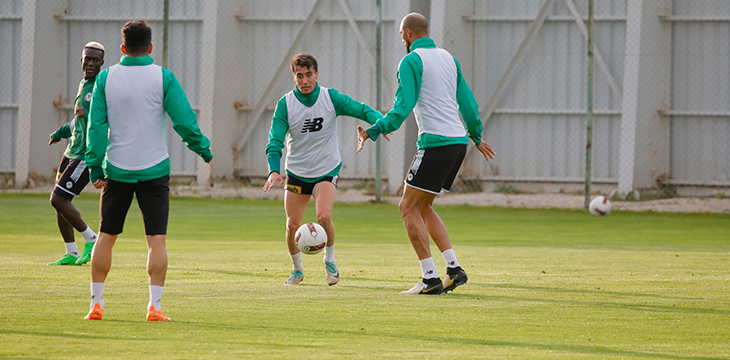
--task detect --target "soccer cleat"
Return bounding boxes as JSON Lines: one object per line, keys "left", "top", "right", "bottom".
{"left": 284, "top": 270, "right": 304, "bottom": 285}
{"left": 399, "top": 279, "right": 443, "bottom": 295}
{"left": 324, "top": 262, "right": 340, "bottom": 286}
{"left": 146, "top": 306, "right": 171, "bottom": 321}
{"left": 84, "top": 303, "right": 103, "bottom": 320}
{"left": 442, "top": 267, "right": 468, "bottom": 294}
{"left": 75, "top": 242, "right": 95, "bottom": 265}
{"left": 47, "top": 254, "right": 80, "bottom": 266}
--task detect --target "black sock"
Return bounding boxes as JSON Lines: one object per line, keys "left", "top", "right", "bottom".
{"left": 423, "top": 277, "right": 442, "bottom": 286}
{"left": 446, "top": 266, "right": 463, "bottom": 276}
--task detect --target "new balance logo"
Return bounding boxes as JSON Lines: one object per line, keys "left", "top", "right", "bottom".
{"left": 301, "top": 117, "right": 324, "bottom": 133}
{"left": 426, "top": 270, "right": 434, "bottom": 275}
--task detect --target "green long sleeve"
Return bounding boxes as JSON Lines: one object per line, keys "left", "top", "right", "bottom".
{"left": 162, "top": 68, "right": 213, "bottom": 162}
{"left": 366, "top": 53, "right": 422, "bottom": 140}
{"left": 86, "top": 70, "right": 109, "bottom": 182}
{"left": 265, "top": 96, "right": 289, "bottom": 174}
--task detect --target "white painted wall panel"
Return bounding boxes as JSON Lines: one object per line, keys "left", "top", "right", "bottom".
{"left": 458, "top": 0, "right": 626, "bottom": 182}
{"left": 0, "top": 0, "right": 21, "bottom": 172}
{"left": 670, "top": 0, "right": 730, "bottom": 183}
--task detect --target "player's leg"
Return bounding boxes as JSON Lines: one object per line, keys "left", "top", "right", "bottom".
{"left": 86, "top": 179, "right": 133, "bottom": 319}
{"left": 284, "top": 188, "right": 310, "bottom": 285}
{"left": 398, "top": 185, "right": 443, "bottom": 294}
{"left": 136, "top": 176, "right": 171, "bottom": 321}
{"left": 49, "top": 159, "right": 97, "bottom": 265}
{"left": 312, "top": 179, "right": 338, "bottom": 285}
{"left": 423, "top": 144, "right": 468, "bottom": 293}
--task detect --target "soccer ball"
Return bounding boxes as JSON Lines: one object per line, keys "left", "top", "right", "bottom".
{"left": 295, "top": 222, "right": 327, "bottom": 255}
{"left": 589, "top": 195, "right": 611, "bottom": 216}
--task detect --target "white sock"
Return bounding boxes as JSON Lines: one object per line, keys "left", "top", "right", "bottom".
{"left": 91, "top": 282, "right": 104, "bottom": 309}
{"left": 324, "top": 245, "right": 335, "bottom": 263}
{"left": 80, "top": 227, "right": 97, "bottom": 243}
{"left": 291, "top": 252, "right": 303, "bottom": 271}
{"left": 149, "top": 285, "right": 164, "bottom": 311}
{"left": 442, "top": 249, "right": 460, "bottom": 269}
{"left": 419, "top": 257, "right": 439, "bottom": 279}
{"left": 65, "top": 242, "right": 79, "bottom": 257}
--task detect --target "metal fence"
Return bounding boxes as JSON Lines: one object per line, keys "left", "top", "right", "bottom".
{"left": 1, "top": 0, "right": 728, "bottom": 199}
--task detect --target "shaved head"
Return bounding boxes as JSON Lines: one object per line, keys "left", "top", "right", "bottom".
{"left": 399, "top": 13, "right": 428, "bottom": 52}
{"left": 401, "top": 13, "right": 428, "bottom": 37}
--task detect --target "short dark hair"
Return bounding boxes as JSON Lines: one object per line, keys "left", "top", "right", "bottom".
{"left": 290, "top": 52, "right": 318, "bottom": 73}
{"left": 122, "top": 20, "right": 152, "bottom": 55}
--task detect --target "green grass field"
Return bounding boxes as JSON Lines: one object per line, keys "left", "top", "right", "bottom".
{"left": 1, "top": 192, "right": 728, "bottom": 359}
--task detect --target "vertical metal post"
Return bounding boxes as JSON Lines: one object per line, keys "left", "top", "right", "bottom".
{"left": 584, "top": 0, "right": 595, "bottom": 208}
{"left": 162, "top": 0, "right": 169, "bottom": 68}
{"left": 375, "top": 0, "right": 383, "bottom": 201}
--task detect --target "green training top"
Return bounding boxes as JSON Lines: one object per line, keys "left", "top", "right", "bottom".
{"left": 265, "top": 83, "right": 382, "bottom": 182}
{"left": 50, "top": 78, "right": 95, "bottom": 160}
{"left": 86, "top": 56, "right": 212, "bottom": 183}
{"left": 365, "top": 37, "right": 484, "bottom": 149}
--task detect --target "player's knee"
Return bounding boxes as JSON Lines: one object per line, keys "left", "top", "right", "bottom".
{"left": 50, "top": 194, "right": 67, "bottom": 210}
{"left": 398, "top": 198, "right": 417, "bottom": 217}
{"left": 316, "top": 212, "right": 331, "bottom": 226}
{"left": 286, "top": 219, "right": 301, "bottom": 235}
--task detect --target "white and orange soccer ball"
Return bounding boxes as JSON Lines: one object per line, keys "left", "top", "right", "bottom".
{"left": 295, "top": 222, "right": 327, "bottom": 255}
{"left": 589, "top": 195, "right": 612, "bottom": 216}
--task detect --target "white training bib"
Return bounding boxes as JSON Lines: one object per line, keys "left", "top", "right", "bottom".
{"left": 105, "top": 63, "right": 169, "bottom": 170}
{"left": 412, "top": 47, "right": 467, "bottom": 138}
{"left": 284, "top": 87, "right": 340, "bottom": 178}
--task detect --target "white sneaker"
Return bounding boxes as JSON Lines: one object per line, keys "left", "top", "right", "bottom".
{"left": 284, "top": 270, "right": 303, "bottom": 285}
{"left": 399, "top": 279, "right": 443, "bottom": 295}
{"left": 324, "top": 262, "right": 339, "bottom": 286}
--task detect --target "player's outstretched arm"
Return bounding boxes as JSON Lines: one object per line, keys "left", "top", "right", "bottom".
{"left": 262, "top": 171, "right": 284, "bottom": 192}
{"left": 474, "top": 140, "right": 496, "bottom": 162}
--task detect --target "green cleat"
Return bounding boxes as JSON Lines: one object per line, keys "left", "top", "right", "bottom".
{"left": 76, "top": 242, "right": 95, "bottom": 265}
{"left": 47, "top": 254, "right": 80, "bottom": 266}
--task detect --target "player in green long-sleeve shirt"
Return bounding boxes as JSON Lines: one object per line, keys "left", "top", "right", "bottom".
{"left": 47, "top": 42, "right": 105, "bottom": 266}
{"left": 262, "top": 52, "right": 387, "bottom": 286}
{"left": 357, "top": 13, "right": 495, "bottom": 295}
{"left": 83, "top": 21, "right": 212, "bottom": 322}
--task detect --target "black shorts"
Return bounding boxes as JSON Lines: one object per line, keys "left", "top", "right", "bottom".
{"left": 53, "top": 157, "right": 90, "bottom": 199}
{"left": 99, "top": 175, "right": 170, "bottom": 236}
{"left": 406, "top": 144, "right": 467, "bottom": 194}
{"left": 285, "top": 175, "right": 338, "bottom": 195}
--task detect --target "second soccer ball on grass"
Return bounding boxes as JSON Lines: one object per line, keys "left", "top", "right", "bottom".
{"left": 589, "top": 196, "right": 612, "bottom": 216}
{"left": 295, "top": 223, "right": 327, "bottom": 255}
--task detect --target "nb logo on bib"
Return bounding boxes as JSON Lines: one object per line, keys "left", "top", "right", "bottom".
{"left": 301, "top": 117, "right": 324, "bottom": 133}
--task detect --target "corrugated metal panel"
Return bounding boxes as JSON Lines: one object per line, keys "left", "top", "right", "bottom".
{"left": 461, "top": 0, "right": 625, "bottom": 181}
{"left": 670, "top": 0, "right": 730, "bottom": 183}
{"left": 64, "top": 0, "right": 202, "bottom": 176}
{"left": 234, "top": 0, "right": 400, "bottom": 178}
{"left": 0, "top": 0, "right": 21, "bottom": 172}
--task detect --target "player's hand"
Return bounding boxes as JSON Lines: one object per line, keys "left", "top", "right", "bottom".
{"left": 92, "top": 179, "right": 107, "bottom": 189}
{"left": 475, "top": 141, "right": 495, "bottom": 162}
{"left": 356, "top": 125, "right": 370, "bottom": 153}
{"left": 75, "top": 106, "right": 85, "bottom": 119}
{"left": 262, "top": 172, "right": 283, "bottom": 192}
{"left": 48, "top": 135, "right": 60, "bottom": 146}
{"left": 382, "top": 133, "right": 391, "bottom": 142}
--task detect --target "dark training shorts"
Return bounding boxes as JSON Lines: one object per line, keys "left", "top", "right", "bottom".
{"left": 285, "top": 175, "right": 338, "bottom": 195}
{"left": 405, "top": 144, "right": 467, "bottom": 194}
{"left": 99, "top": 175, "right": 170, "bottom": 236}
{"left": 53, "top": 157, "right": 90, "bottom": 199}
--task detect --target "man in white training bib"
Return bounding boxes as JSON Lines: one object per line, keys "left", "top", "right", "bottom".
{"left": 357, "top": 13, "right": 495, "bottom": 295}
{"left": 263, "top": 53, "right": 387, "bottom": 286}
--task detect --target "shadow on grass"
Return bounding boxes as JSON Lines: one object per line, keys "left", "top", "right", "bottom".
{"left": 156, "top": 321, "right": 727, "bottom": 360}
{"left": 459, "top": 283, "right": 730, "bottom": 315}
